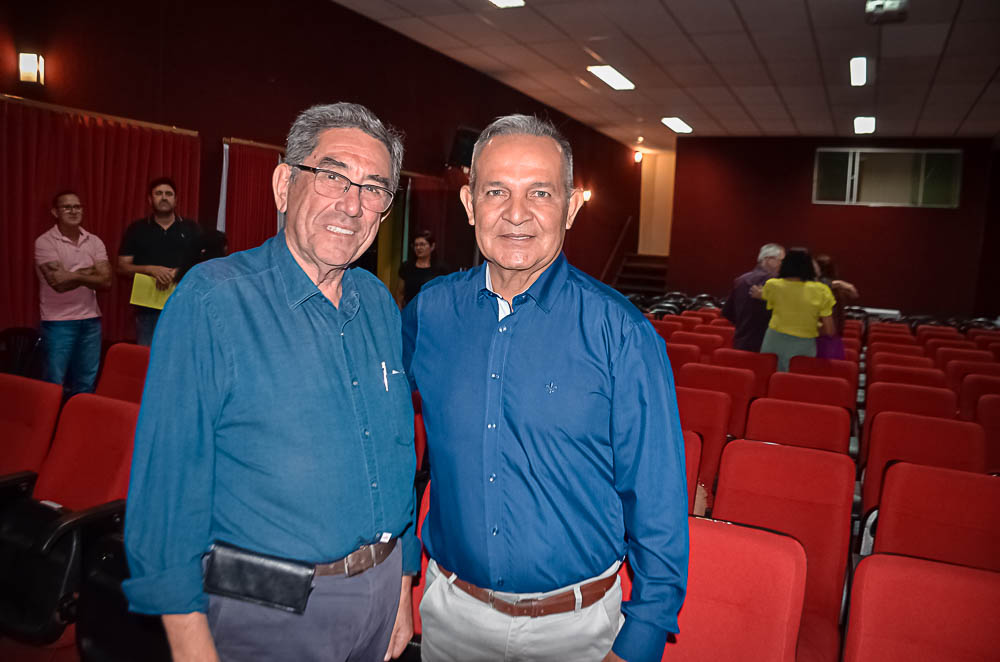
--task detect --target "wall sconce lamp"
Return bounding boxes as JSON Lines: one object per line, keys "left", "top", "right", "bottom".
{"left": 19, "top": 53, "right": 45, "bottom": 85}
{"left": 634, "top": 151, "right": 643, "bottom": 163}
{"left": 582, "top": 190, "right": 592, "bottom": 202}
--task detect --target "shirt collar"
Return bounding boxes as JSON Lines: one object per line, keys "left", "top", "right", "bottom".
{"left": 271, "top": 232, "right": 361, "bottom": 317}
{"left": 48, "top": 224, "right": 91, "bottom": 244}
{"left": 479, "top": 253, "right": 568, "bottom": 314}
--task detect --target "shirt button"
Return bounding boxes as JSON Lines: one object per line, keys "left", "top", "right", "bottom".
{"left": 352, "top": 380, "right": 358, "bottom": 387}
{"left": 489, "top": 473, "right": 496, "bottom": 483}
{"left": 371, "top": 481, "right": 378, "bottom": 488}
{"left": 497, "top": 578, "right": 504, "bottom": 587}
{"left": 491, "top": 526, "right": 498, "bottom": 536}
{"left": 364, "top": 430, "right": 370, "bottom": 437}
{"left": 499, "top": 326, "right": 508, "bottom": 333}
{"left": 340, "top": 332, "right": 345, "bottom": 337}
{"left": 490, "top": 373, "right": 499, "bottom": 379}
{"left": 487, "top": 423, "right": 496, "bottom": 429}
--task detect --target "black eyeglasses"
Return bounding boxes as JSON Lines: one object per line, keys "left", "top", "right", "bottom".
{"left": 57, "top": 204, "right": 83, "bottom": 212}
{"left": 292, "top": 164, "right": 395, "bottom": 213}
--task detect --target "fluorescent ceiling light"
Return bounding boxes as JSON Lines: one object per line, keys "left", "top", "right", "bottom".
{"left": 661, "top": 117, "right": 693, "bottom": 134}
{"left": 586, "top": 65, "right": 635, "bottom": 90}
{"left": 488, "top": 0, "right": 525, "bottom": 7}
{"left": 850, "top": 57, "right": 867, "bottom": 86}
{"left": 854, "top": 116, "right": 876, "bottom": 134}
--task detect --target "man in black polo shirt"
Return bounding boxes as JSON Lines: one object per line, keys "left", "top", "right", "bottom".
{"left": 117, "top": 177, "right": 201, "bottom": 345}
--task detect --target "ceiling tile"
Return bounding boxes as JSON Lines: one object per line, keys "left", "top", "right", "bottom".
{"left": 793, "top": 117, "right": 836, "bottom": 135}
{"left": 386, "top": 0, "right": 463, "bottom": 13}
{"left": 423, "top": 14, "right": 516, "bottom": 46}
{"left": 746, "top": 105, "right": 792, "bottom": 121}
{"left": 719, "top": 119, "right": 762, "bottom": 135}
{"left": 914, "top": 119, "right": 960, "bottom": 136}
{"left": 934, "top": 55, "right": 1000, "bottom": 85}
{"left": 881, "top": 23, "right": 951, "bottom": 58}
{"left": 781, "top": 86, "right": 829, "bottom": 112}
{"left": 878, "top": 56, "right": 938, "bottom": 85}
{"left": 382, "top": 17, "right": 469, "bottom": 49}
{"left": 717, "top": 62, "right": 772, "bottom": 86}
{"left": 826, "top": 85, "right": 876, "bottom": 106}
{"left": 736, "top": 0, "right": 810, "bottom": 33}
{"left": 945, "top": 22, "right": 1000, "bottom": 56}
{"left": 440, "top": 47, "right": 506, "bottom": 71}
{"left": 814, "top": 28, "right": 878, "bottom": 60}
{"left": 758, "top": 118, "right": 798, "bottom": 134}
{"left": 643, "top": 87, "right": 697, "bottom": 105}
{"left": 872, "top": 117, "right": 917, "bottom": 136}
{"left": 491, "top": 72, "right": 554, "bottom": 95}
{"left": 877, "top": 84, "right": 930, "bottom": 108}
{"left": 635, "top": 33, "right": 706, "bottom": 66}
{"left": 769, "top": 59, "right": 825, "bottom": 86}
{"left": 587, "top": 37, "right": 659, "bottom": 67}
{"left": 477, "top": 7, "right": 568, "bottom": 43}
{"left": 623, "top": 65, "right": 677, "bottom": 89}
{"left": 731, "top": 85, "right": 782, "bottom": 106}
{"left": 662, "top": 0, "right": 743, "bottom": 34}
{"left": 921, "top": 84, "right": 983, "bottom": 120}
{"left": 981, "top": 81, "right": 1000, "bottom": 104}
{"left": 904, "top": 0, "right": 960, "bottom": 24}
{"left": 606, "top": 1, "right": 684, "bottom": 37}
{"left": 334, "top": 0, "right": 411, "bottom": 19}
{"left": 692, "top": 32, "right": 760, "bottom": 64}
{"left": 957, "top": 0, "right": 1000, "bottom": 22}
{"left": 709, "top": 104, "right": 752, "bottom": 121}
{"left": 480, "top": 44, "right": 559, "bottom": 71}
{"left": 666, "top": 64, "right": 724, "bottom": 87}
{"left": 754, "top": 31, "right": 816, "bottom": 62}
{"left": 534, "top": 2, "right": 622, "bottom": 41}
{"left": 806, "top": 0, "right": 862, "bottom": 29}
{"left": 531, "top": 41, "right": 599, "bottom": 69}
{"left": 687, "top": 86, "right": 738, "bottom": 106}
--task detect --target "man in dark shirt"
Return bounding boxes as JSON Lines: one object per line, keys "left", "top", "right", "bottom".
{"left": 117, "top": 177, "right": 201, "bottom": 345}
{"left": 123, "top": 103, "right": 417, "bottom": 662}
{"left": 721, "top": 243, "right": 785, "bottom": 352}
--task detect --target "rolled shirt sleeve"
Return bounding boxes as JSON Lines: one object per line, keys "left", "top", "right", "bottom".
{"left": 818, "top": 283, "right": 836, "bottom": 318}
{"left": 122, "top": 275, "right": 230, "bottom": 614}
{"left": 610, "top": 322, "right": 689, "bottom": 662}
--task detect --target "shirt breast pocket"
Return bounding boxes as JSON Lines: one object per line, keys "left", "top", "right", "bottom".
{"left": 383, "top": 365, "right": 415, "bottom": 446}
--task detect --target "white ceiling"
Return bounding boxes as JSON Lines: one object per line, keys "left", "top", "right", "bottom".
{"left": 330, "top": 0, "right": 1000, "bottom": 151}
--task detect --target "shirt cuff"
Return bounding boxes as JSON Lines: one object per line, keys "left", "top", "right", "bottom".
{"left": 611, "top": 616, "right": 668, "bottom": 662}
{"left": 401, "top": 527, "right": 421, "bottom": 575}
{"left": 122, "top": 559, "right": 208, "bottom": 615}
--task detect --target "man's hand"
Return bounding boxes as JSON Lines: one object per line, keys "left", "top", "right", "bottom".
{"left": 384, "top": 575, "right": 414, "bottom": 661}
{"left": 602, "top": 651, "right": 627, "bottom": 662}
{"left": 149, "top": 265, "right": 176, "bottom": 289}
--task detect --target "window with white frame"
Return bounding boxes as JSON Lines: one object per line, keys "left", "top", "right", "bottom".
{"left": 813, "top": 148, "right": 961, "bottom": 208}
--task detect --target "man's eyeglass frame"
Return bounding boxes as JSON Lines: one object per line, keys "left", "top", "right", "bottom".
{"left": 292, "top": 164, "right": 395, "bottom": 214}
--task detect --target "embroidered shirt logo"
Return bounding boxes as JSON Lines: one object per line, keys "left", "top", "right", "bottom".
{"left": 545, "top": 382, "right": 558, "bottom": 394}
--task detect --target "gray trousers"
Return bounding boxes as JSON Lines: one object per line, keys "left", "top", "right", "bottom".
{"left": 207, "top": 545, "right": 402, "bottom": 662}
{"left": 761, "top": 327, "right": 817, "bottom": 372}
{"left": 420, "top": 558, "right": 623, "bottom": 662}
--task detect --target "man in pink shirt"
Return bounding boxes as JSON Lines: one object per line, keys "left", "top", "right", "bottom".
{"left": 35, "top": 191, "right": 112, "bottom": 396}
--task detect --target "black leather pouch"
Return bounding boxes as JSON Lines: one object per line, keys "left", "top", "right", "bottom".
{"left": 202, "top": 542, "right": 315, "bottom": 614}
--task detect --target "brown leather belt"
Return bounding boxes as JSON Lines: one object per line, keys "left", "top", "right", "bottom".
{"left": 314, "top": 539, "right": 397, "bottom": 577}
{"left": 438, "top": 565, "right": 617, "bottom": 618}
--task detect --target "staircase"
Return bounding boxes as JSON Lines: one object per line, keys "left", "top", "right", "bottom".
{"left": 614, "top": 254, "right": 669, "bottom": 297}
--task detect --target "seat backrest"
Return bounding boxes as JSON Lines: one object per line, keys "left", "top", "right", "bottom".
{"left": 710, "top": 348, "right": 776, "bottom": 398}
{"left": 967, "top": 328, "right": 1000, "bottom": 342}
{"left": 868, "top": 321, "right": 909, "bottom": 333}
{"left": 665, "top": 343, "right": 701, "bottom": 380}
{"left": 683, "top": 430, "right": 701, "bottom": 513}
{"left": 917, "top": 328, "right": 961, "bottom": 345}
{"left": 674, "top": 315, "right": 702, "bottom": 332}
{"left": 869, "top": 333, "right": 918, "bottom": 347}
{"left": 863, "top": 412, "right": 985, "bottom": 514}
{"left": 677, "top": 363, "right": 755, "bottom": 438}
{"left": 411, "top": 483, "right": 432, "bottom": 635}
{"left": 860, "top": 382, "right": 957, "bottom": 465}
{"left": 975, "top": 335, "right": 1000, "bottom": 350}
{"left": 925, "top": 338, "right": 977, "bottom": 361}
{"left": 693, "top": 324, "right": 734, "bottom": 348}
{"left": 876, "top": 463, "right": 1000, "bottom": 572}
{"left": 33, "top": 394, "right": 140, "bottom": 510}
{"left": 870, "top": 364, "right": 946, "bottom": 389}
{"left": 95, "top": 343, "right": 150, "bottom": 404}
{"left": 671, "top": 332, "right": 724, "bottom": 361}
{"left": 868, "top": 352, "right": 934, "bottom": 372}
{"left": 844, "top": 348, "right": 859, "bottom": 363}
{"left": 709, "top": 318, "right": 733, "bottom": 327}
{"left": 959, "top": 374, "right": 1000, "bottom": 422}
{"left": 934, "top": 348, "right": 993, "bottom": 371}
{"left": 745, "top": 398, "right": 850, "bottom": 454}
{"left": 990, "top": 341, "right": 1000, "bottom": 361}
{"left": 651, "top": 319, "right": 683, "bottom": 342}
{"left": 976, "top": 394, "right": 1000, "bottom": 473}
{"left": 767, "top": 372, "right": 854, "bottom": 412}
{"left": 414, "top": 412, "right": 427, "bottom": 471}
{"left": 0, "top": 373, "right": 63, "bottom": 474}
{"left": 664, "top": 517, "right": 806, "bottom": 662}
{"left": 681, "top": 310, "right": 717, "bottom": 324}
{"left": 675, "top": 386, "right": 731, "bottom": 503}
{"left": 946, "top": 360, "right": 1000, "bottom": 394}
{"left": 867, "top": 342, "right": 924, "bottom": 358}
{"left": 788, "top": 355, "right": 858, "bottom": 392}
{"left": 843, "top": 554, "right": 1000, "bottom": 662}
{"left": 714, "top": 441, "right": 854, "bottom": 626}
{"left": 842, "top": 337, "right": 861, "bottom": 353}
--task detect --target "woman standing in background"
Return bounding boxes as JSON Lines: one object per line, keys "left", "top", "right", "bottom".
{"left": 396, "top": 230, "right": 449, "bottom": 307}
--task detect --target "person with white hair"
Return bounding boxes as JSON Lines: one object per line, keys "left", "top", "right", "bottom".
{"left": 721, "top": 243, "right": 785, "bottom": 352}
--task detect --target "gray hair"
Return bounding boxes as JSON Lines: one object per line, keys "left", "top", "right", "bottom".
{"left": 285, "top": 102, "right": 404, "bottom": 190}
{"left": 469, "top": 114, "right": 574, "bottom": 195}
{"left": 758, "top": 243, "right": 785, "bottom": 263}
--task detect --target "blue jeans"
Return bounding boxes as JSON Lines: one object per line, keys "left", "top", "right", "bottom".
{"left": 134, "top": 307, "right": 161, "bottom": 347}
{"left": 40, "top": 317, "right": 102, "bottom": 397}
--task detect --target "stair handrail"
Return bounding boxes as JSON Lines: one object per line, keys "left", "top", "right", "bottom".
{"left": 599, "top": 214, "right": 636, "bottom": 283}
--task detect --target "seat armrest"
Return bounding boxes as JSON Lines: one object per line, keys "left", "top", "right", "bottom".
{"left": 36, "top": 500, "right": 126, "bottom": 555}
{"left": 0, "top": 471, "right": 38, "bottom": 504}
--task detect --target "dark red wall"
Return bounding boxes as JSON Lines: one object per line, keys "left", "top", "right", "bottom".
{"left": 670, "top": 137, "right": 996, "bottom": 317}
{"left": 1, "top": 0, "right": 639, "bottom": 279}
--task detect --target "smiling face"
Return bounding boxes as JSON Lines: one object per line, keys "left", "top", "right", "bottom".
{"left": 274, "top": 127, "right": 391, "bottom": 282}
{"left": 461, "top": 134, "right": 582, "bottom": 287}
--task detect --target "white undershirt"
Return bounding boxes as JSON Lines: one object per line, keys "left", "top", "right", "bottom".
{"left": 485, "top": 264, "right": 513, "bottom": 322}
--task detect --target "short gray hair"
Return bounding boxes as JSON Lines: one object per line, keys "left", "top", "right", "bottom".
{"left": 469, "top": 114, "right": 574, "bottom": 195}
{"left": 285, "top": 102, "right": 404, "bottom": 190}
{"left": 758, "top": 243, "right": 785, "bottom": 263}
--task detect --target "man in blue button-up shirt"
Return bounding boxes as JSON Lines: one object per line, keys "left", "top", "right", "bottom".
{"left": 404, "top": 116, "right": 689, "bottom": 662}
{"left": 124, "top": 103, "right": 418, "bottom": 662}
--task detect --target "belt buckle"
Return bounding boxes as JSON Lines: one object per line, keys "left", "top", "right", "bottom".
{"left": 370, "top": 543, "right": 377, "bottom": 565}
{"left": 487, "top": 589, "right": 495, "bottom": 608}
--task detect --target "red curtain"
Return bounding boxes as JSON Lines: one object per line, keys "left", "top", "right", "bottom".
{"left": 224, "top": 142, "right": 282, "bottom": 253}
{"left": 0, "top": 96, "right": 200, "bottom": 342}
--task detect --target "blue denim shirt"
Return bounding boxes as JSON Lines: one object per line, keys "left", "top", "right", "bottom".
{"left": 403, "top": 254, "right": 689, "bottom": 662}
{"left": 124, "top": 233, "right": 417, "bottom": 614}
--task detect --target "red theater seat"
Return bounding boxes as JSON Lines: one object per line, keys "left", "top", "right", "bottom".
{"left": 677, "top": 363, "right": 754, "bottom": 438}
{"left": 876, "top": 463, "right": 1000, "bottom": 572}
{"left": 675, "top": 387, "right": 731, "bottom": 506}
{"left": 0, "top": 373, "right": 62, "bottom": 475}
{"left": 789, "top": 355, "right": 858, "bottom": 393}
{"left": 844, "top": 555, "right": 1000, "bottom": 662}
{"left": 958, "top": 374, "right": 1000, "bottom": 421}
{"left": 768, "top": 372, "right": 854, "bottom": 413}
{"left": 925, "top": 338, "right": 977, "bottom": 359}
{"left": 414, "top": 413, "right": 427, "bottom": 470}
{"left": 867, "top": 342, "right": 924, "bottom": 358}
{"left": 967, "top": 328, "right": 1000, "bottom": 343}
{"left": 651, "top": 319, "right": 683, "bottom": 342}
{"left": 868, "top": 352, "right": 934, "bottom": 372}
{"left": 671, "top": 315, "right": 702, "bottom": 332}
{"left": 869, "top": 333, "right": 918, "bottom": 347}
{"left": 934, "top": 348, "right": 993, "bottom": 371}
{"left": 709, "top": 317, "right": 733, "bottom": 327}
{"left": 714, "top": 441, "right": 854, "bottom": 662}
{"left": 869, "top": 364, "right": 946, "bottom": 389}
{"left": 94, "top": 343, "right": 150, "bottom": 404}
{"left": 745, "top": 398, "right": 850, "bottom": 454}
{"left": 665, "top": 343, "right": 701, "bottom": 381}
{"left": 411, "top": 484, "right": 431, "bottom": 635}
{"left": 977, "top": 394, "right": 1000, "bottom": 473}
{"left": 946, "top": 360, "right": 1000, "bottom": 394}
{"left": 692, "top": 324, "right": 734, "bottom": 348}
{"left": 860, "top": 382, "right": 957, "bottom": 466}
{"left": 842, "top": 337, "right": 860, "bottom": 354}
{"left": 863, "top": 412, "right": 984, "bottom": 515}
{"left": 711, "top": 348, "right": 776, "bottom": 398}
{"left": 681, "top": 310, "right": 717, "bottom": 324}
{"left": 683, "top": 430, "right": 701, "bottom": 513}
{"left": 670, "top": 332, "right": 723, "bottom": 362}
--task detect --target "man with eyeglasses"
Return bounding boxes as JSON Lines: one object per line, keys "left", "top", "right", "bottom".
{"left": 721, "top": 243, "right": 786, "bottom": 352}
{"left": 34, "top": 190, "right": 111, "bottom": 396}
{"left": 117, "top": 177, "right": 202, "bottom": 345}
{"left": 403, "top": 115, "right": 688, "bottom": 662}
{"left": 124, "top": 103, "right": 418, "bottom": 662}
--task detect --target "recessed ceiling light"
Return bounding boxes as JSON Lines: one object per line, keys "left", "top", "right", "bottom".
{"left": 586, "top": 65, "right": 635, "bottom": 90}
{"left": 636, "top": 136, "right": 644, "bottom": 144}
{"left": 850, "top": 57, "right": 867, "bottom": 86}
{"left": 661, "top": 117, "right": 693, "bottom": 134}
{"left": 854, "top": 116, "right": 876, "bottom": 134}
{"left": 488, "top": 0, "right": 525, "bottom": 7}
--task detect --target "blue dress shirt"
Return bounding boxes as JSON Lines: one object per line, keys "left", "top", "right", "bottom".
{"left": 124, "top": 233, "right": 417, "bottom": 615}
{"left": 403, "top": 254, "right": 688, "bottom": 662}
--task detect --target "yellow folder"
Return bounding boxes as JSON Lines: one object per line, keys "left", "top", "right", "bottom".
{"left": 130, "top": 273, "right": 176, "bottom": 310}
